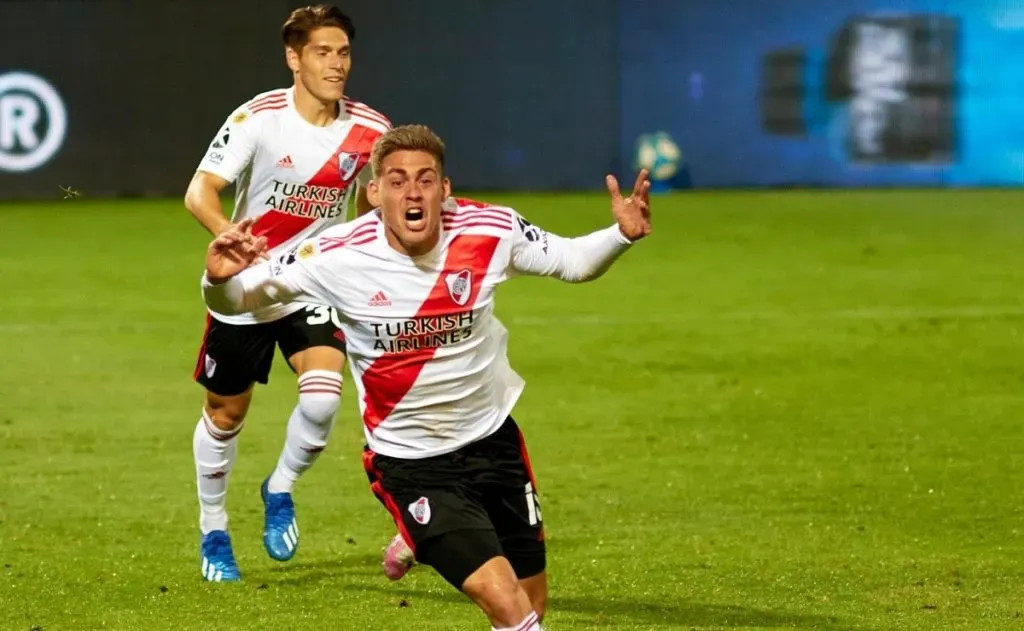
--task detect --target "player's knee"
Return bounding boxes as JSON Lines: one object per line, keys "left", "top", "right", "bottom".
{"left": 297, "top": 370, "right": 343, "bottom": 425}
{"left": 204, "top": 392, "right": 250, "bottom": 433}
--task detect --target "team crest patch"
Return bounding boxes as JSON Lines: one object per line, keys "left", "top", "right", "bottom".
{"left": 408, "top": 497, "right": 431, "bottom": 525}
{"left": 204, "top": 354, "right": 217, "bottom": 378}
{"left": 445, "top": 269, "right": 472, "bottom": 306}
{"left": 297, "top": 241, "right": 317, "bottom": 260}
{"left": 338, "top": 151, "right": 360, "bottom": 181}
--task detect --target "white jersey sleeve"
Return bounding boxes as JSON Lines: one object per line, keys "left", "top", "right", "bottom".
{"left": 507, "top": 210, "right": 634, "bottom": 282}
{"left": 201, "top": 238, "right": 331, "bottom": 316}
{"left": 195, "top": 106, "right": 260, "bottom": 183}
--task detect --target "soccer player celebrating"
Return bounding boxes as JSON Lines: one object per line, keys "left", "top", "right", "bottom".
{"left": 201, "top": 125, "right": 651, "bottom": 629}
{"left": 184, "top": 4, "right": 390, "bottom": 582}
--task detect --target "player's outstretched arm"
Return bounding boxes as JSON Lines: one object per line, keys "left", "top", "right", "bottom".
{"left": 201, "top": 220, "right": 326, "bottom": 316}
{"left": 509, "top": 169, "right": 652, "bottom": 283}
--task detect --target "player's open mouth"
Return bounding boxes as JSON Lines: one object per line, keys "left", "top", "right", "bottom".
{"left": 404, "top": 208, "right": 426, "bottom": 230}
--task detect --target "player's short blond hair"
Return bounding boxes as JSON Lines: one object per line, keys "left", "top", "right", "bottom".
{"left": 371, "top": 125, "right": 446, "bottom": 178}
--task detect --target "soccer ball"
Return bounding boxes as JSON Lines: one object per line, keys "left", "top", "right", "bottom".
{"left": 634, "top": 131, "right": 682, "bottom": 181}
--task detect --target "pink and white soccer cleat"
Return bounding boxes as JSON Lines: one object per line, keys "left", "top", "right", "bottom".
{"left": 382, "top": 533, "right": 415, "bottom": 581}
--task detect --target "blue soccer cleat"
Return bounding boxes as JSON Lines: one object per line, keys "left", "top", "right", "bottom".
{"left": 199, "top": 530, "right": 241, "bottom": 582}
{"left": 261, "top": 478, "right": 299, "bottom": 561}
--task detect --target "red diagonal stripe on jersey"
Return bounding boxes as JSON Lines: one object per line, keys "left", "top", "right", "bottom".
{"left": 360, "top": 235, "right": 502, "bottom": 432}
{"left": 252, "top": 125, "right": 383, "bottom": 249}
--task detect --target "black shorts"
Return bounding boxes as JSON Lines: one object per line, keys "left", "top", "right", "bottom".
{"left": 192, "top": 305, "right": 346, "bottom": 396}
{"left": 363, "top": 417, "right": 546, "bottom": 589}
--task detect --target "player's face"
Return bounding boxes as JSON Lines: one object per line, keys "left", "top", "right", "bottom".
{"left": 287, "top": 27, "right": 351, "bottom": 103}
{"left": 368, "top": 150, "right": 451, "bottom": 257}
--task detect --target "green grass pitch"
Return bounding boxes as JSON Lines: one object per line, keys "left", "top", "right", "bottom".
{"left": 2, "top": 190, "right": 1024, "bottom": 630}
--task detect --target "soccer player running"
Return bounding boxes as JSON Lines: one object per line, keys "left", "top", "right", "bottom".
{"left": 184, "top": 4, "right": 390, "bottom": 582}
{"left": 200, "top": 125, "right": 651, "bottom": 629}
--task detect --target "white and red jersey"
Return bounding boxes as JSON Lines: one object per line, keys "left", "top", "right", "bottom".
{"left": 203, "top": 198, "right": 634, "bottom": 459}
{"left": 196, "top": 86, "right": 391, "bottom": 324}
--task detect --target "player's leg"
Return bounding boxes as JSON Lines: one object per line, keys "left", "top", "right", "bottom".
{"left": 272, "top": 345, "right": 345, "bottom": 491}
{"left": 363, "top": 447, "right": 544, "bottom": 629}
{"left": 518, "top": 572, "right": 548, "bottom": 623}
{"left": 261, "top": 305, "right": 346, "bottom": 561}
{"left": 193, "top": 389, "right": 250, "bottom": 582}
{"left": 482, "top": 417, "right": 549, "bottom": 620}
{"left": 459, "top": 555, "right": 541, "bottom": 630}
{"left": 192, "top": 316, "right": 276, "bottom": 581}
{"left": 195, "top": 390, "right": 252, "bottom": 533}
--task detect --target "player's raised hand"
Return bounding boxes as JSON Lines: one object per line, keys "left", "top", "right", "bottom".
{"left": 206, "top": 218, "right": 268, "bottom": 283}
{"left": 606, "top": 169, "right": 652, "bottom": 241}
{"left": 216, "top": 220, "right": 270, "bottom": 263}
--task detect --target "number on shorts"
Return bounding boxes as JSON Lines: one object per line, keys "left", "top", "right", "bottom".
{"left": 305, "top": 305, "right": 343, "bottom": 328}
{"left": 525, "top": 482, "right": 542, "bottom": 526}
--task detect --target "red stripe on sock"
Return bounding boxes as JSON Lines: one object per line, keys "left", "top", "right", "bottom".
{"left": 299, "top": 387, "right": 343, "bottom": 395}
{"left": 299, "top": 377, "right": 343, "bottom": 387}
{"left": 514, "top": 612, "right": 539, "bottom": 631}
{"left": 203, "top": 414, "right": 243, "bottom": 441}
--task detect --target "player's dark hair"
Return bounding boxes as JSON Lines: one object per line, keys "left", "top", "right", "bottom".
{"left": 371, "top": 125, "right": 446, "bottom": 178}
{"left": 282, "top": 4, "right": 355, "bottom": 51}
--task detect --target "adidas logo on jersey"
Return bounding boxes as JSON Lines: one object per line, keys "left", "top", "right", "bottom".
{"left": 368, "top": 291, "right": 391, "bottom": 307}
{"left": 276, "top": 155, "right": 294, "bottom": 168}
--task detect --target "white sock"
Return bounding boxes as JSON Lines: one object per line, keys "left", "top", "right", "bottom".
{"left": 492, "top": 611, "right": 542, "bottom": 631}
{"left": 266, "top": 370, "right": 342, "bottom": 494}
{"left": 193, "top": 409, "right": 243, "bottom": 534}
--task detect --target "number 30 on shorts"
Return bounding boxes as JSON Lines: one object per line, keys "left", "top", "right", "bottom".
{"left": 305, "top": 305, "right": 344, "bottom": 328}
{"left": 525, "top": 482, "right": 543, "bottom": 526}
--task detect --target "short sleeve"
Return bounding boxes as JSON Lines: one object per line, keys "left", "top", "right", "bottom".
{"left": 195, "top": 107, "right": 260, "bottom": 183}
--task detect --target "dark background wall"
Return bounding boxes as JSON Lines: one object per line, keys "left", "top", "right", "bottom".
{"left": 0, "top": 0, "right": 618, "bottom": 200}
{"left": 1, "top": 0, "right": 1020, "bottom": 199}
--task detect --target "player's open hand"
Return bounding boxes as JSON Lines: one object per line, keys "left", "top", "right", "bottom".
{"left": 606, "top": 169, "right": 651, "bottom": 241}
{"left": 206, "top": 218, "right": 268, "bottom": 284}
